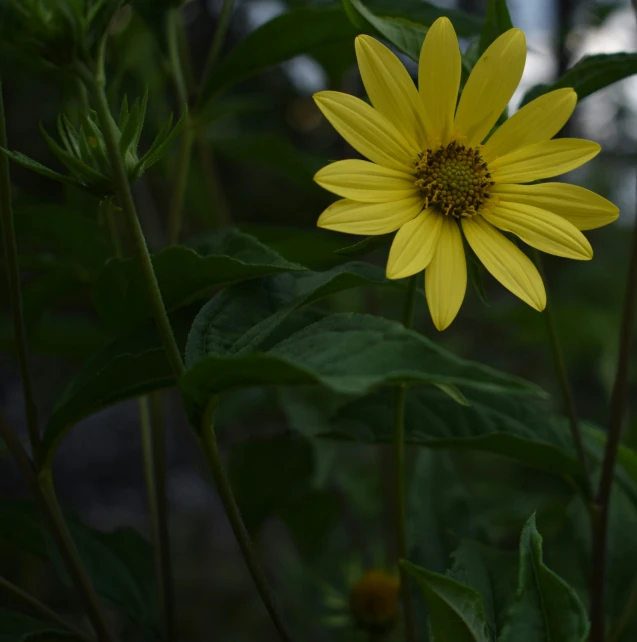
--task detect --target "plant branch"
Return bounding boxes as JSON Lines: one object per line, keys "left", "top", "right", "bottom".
{"left": 590, "top": 181, "right": 637, "bottom": 642}
{"left": 532, "top": 250, "right": 593, "bottom": 499}
{"left": 394, "top": 276, "right": 418, "bottom": 642}
{"left": 199, "top": 399, "right": 294, "bottom": 642}
{"left": 0, "top": 575, "right": 91, "bottom": 641}
{"left": 139, "top": 394, "right": 175, "bottom": 642}
{"left": 0, "top": 79, "right": 41, "bottom": 463}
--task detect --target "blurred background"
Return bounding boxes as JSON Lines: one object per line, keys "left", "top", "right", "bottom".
{"left": 1, "top": 0, "right": 636, "bottom": 640}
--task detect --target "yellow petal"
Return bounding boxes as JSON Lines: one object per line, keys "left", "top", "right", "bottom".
{"left": 425, "top": 216, "right": 466, "bottom": 331}
{"left": 482, "top": 89, "right": 577, "bottom": 161}
{"left": 314, "top": 160, "right": 418, "bottom": 203}
{"left": 419, "top": 17, "right": 461, "bottom": 145}
{"left": 314, "top": 91, "right": 418, "bottom": 172}
{"left": 491, "top": 182, "right": 619, "bottom": 231}
{"left": 317, "top": 197, "right": 423, "bottom": 235}
{"left": 454, "top": 29, "right": 526, "bottom": 147}
{"left": 355, "top": 35, "right": 427, "bottom": 147}
{"left": 386, "top": 209, "right": 443, "bottom": 279}
{"left": 462, "top": 216, "right": 546, "bottom": 310}
{"left": 483, "top": 202, "right": 592, "bottom": 260}
{"left": 489, "top": 138, "right": 600, "bottom": 183}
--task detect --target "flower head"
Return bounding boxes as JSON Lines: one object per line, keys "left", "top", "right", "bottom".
{"left": 349, "top": 569, "right": 400, "bottom": 631}
{"left": 313, "top": 18, "right": 619, "bottom": 330}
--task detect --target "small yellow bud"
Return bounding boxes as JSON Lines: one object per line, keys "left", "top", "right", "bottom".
{"left": 349, "top": 570, "right": 400, "bottom": 631}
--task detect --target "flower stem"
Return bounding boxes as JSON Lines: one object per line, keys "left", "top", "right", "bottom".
{"left": 139, "top": 394, "right": 175, "bottom": 642}
{"left": 79, "top": 65, "right": 185, "bottom": 379}
{"left": 0, "top": 575, "right": 91, "bottom": 641}
{"left": 394, "top": 276, "right": 418, "bottom": 642}
{"left": 590, "top": 187, "right": 637, "bottom": 641}
{"left": 0, "top": 79, "right": 41, "bottom": 464}
{"left": 532, "top": 250, "right": 593, "bottom": 499}
{"left": 199, "top": 400, "right": 294, "bottom": 642}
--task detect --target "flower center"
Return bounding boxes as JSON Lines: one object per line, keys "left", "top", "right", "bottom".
{"left": 414, "top": 141, "right": 494, "bottom": 218}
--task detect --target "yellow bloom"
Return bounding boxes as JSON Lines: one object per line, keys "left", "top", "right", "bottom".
{"left": 313, "top": 18, "right": 619, "bottom": 330}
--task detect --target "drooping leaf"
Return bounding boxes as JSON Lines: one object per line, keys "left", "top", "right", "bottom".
{"left": 0, "top": 149, "right": 82, "bottom": 189}
{"left": 499, "top": 515, "right": 589, "bottom": 642}
{"left": 199, "top": 6, "right": 358, "bottom": 106}
{"left": 92, "top": 228, "right": 306, "bottom": 334}
{"left": 521, "top": 53, "right": 637, "bottom": 107}
{"left": 182, "top": 312, "right": 544, "bottom": 430}
{"left": 479, "top": 0, "right": 514, "bottom": 54}
{"left": 401, "top": 560, "right": 491, "bottom": 642}
{"left": 0, "top": 610, "right": 70, "bottom": 642}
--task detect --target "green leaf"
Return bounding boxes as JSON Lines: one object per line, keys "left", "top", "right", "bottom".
{"left": 342, "top": 0, "right": 427, "bottom": 61}
{"left": 182, "top": 312, "right": 544, "bottom": 430}
{"left": 499, "top": 515, "right": 589, "bottom": 642}
{"left": 185, "top": 262, "right": 388, "bottom": 365}
{"left": 138, "top": 107, "right": 186, "bottom": 170}
{"left": 0, "top": 610, "right": 68, "bottom": 642}
{"left": 401, "top": 559, "right": 491, "bottom": 642}
{"left": 118, "top": 99, "right": 140, "bottom": 156}
{"left": 0, "top": 148, "right": 81, "bottom": 189}
{"left": 521, "top": 53, "right": 637, "bottom": 107}
{"left": 334, "top": 233, "right": 392, "bottom": 258}
{"left": 92, "top": 228, "right": 306, "bottom": 334}
{"left": 199, "top": 6, "right": 357, "bottom": 105}
{"left": 479, "top": 0, "right": 513, "bottom": 54}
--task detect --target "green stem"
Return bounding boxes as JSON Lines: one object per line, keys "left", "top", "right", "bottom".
{"left": 199, "top": 400, "right": 294, "bottom": 642}
{"left": 0, "top": 575, "right": 91, "bottom": 641}
{"left": 394, "top": 276, "right": 418, "bottom": 642}
{"left": 196, "top": 0, "right": 236, "bottom": 110}
{"left": 532, "top": 251, "right": 593, "bottom": 499}
{"left": 0, "top": 79, "right": 41, "bottom": 464}
{"left": 100, "top": 199, "right": 123, "bottom": 257}
{"left": 38, "top": 472, "right": 116, "bottom": 642}
{"left": 79, "top": 65, "right": 185, "bottom": 379}
{"left": 139, "top": 395, "right": 175, "bottom": 642}
{"left": 590, "top": 181, "right": 637, "bottom": 642}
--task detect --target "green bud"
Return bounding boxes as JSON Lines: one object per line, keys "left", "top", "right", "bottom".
{"left": 0, "top": 93, "right": 187, "bottom": 198}
{"left": 0, "top": 0, "right": 125, "bottom": 68}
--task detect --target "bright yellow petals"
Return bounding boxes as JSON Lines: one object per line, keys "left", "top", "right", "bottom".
{"left": 386, "top": 209, "right": 442, "bottom": 279}
{"left": 489, "top": 138, "right": 600, "bottom": 184}
{"left": 314, "top": 91, "right": 418, "bottom": 172}
{"left": 355, "top": 35, "right": 427, "bottom": 147}
{"left": 483, "top": 202, "right": 593, "bottom": 260}
{"left": 419, "top": 17, "right": 461, "bottom": 145}
{"left": 491, "top": 182, "right": 619, "bottom": 231}
{"left": 482, "top": 89, "right": 577, "bottom": 161}
{"left": 425, "top": 217, "right": 466, "bottom": 331}
{"left": 462, "top": 216, "right": 546, "bottom": 311}
{"left": 314, "top": 160, "right": 418, "bottom": 203}
{"left": 317, "top": 197, "right": 423, "bottom": 235}
{"left": 454, "top": 29, "right": 526, "bottom": 147}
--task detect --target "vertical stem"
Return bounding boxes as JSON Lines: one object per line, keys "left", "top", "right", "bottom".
{"left": 100, "top": 200, "right": 123, "bottom": 258}
{"left": 394, "top": 276, "right": 417, "bottom": 642}
{"left": 590, "top": 180, "right": 637, "bottom": 642}
{"left": 199, "top": 400, "right": 294, "bottom": 642}
{"left": 0, "top": 79, "right": 41, "bottom": 464}
{"left": 532, "top": 251, "right": 593, "bottom": 499}
{"left": 0, "top": 576, "right": 91, "bottom": 641}
{"left": 139, "top": 395, "right": 175, "bottom": 642}
{"left": 79, "top": 65, "right": 185, "bottom": 379}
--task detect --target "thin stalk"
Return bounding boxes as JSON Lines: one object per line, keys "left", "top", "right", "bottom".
{"left": 0, "top": 79, "right": 41, "bottom": 463}
{"left": 78, "top": 64, "right": 185, "bottom": 379}
{"left": 100, "top": 200, "right": 123, "bottom": 257}
{"left": 196, "top": 140, "right": 232, "bottom": 227}
{"left": 199, "top": 400, "right": 294, "bottom": 642}
{"left": 532, "top": 250, "right": 593, "bottom": 499}
{"left": 196, "top": 0, "right": 236, "bottom": 110}
{"left": 590, "top": 181, "right": 637, "bottom": 642}
{"left": 139, "top": 395, "right": 175, "bottom": 642}
{"left": 394, "top": 276, "right": 418, "bottom": 642}
{"left": 0, "top": 576, "right": 91, "bottom": 641}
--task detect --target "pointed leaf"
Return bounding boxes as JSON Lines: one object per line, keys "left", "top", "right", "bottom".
{"left": 0, "top": 148, "right": 81, "bottom": 188}
{"left": 479, "top": 0, "right": 514, "bottom": 54}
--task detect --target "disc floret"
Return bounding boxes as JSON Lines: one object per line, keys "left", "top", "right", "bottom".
{"left": 415, "top": 141, "right": 494, "bottom": 218}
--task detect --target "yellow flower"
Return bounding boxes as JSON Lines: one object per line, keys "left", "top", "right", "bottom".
{"left": 313, "top": 18, "right": 619, "bottom": 330}
{"left": 349, "top": 569, "right": 400, "bottom": 631}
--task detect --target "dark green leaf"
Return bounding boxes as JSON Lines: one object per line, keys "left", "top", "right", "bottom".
{"left": 401, "top": 560, "right": 491, "bottom": 641}
{"left": 0, "top": 610, "right": 68, "bottom": 642}
{"left": 199, "top": 6, "right": 357, "bottom": 105}
{"left": 185, "top": 262, "right": 388, "bottom": 366}
{"left": 521, "top": 53, "right": 637, "bottom": 107}
{"left": 182, "top": 312, "right": 544, "bottom": 430}
{"left": 92, "top": 228, "right": 306, "bottom": 334}
{"left": 334, "top": 233, "right": 392, "bottom": 257}
{"left": 0, "top": 149, "right": 81, "bottom": 188}
{"left": 479, "top": 0, "right": 513, "bottom": 54}
{"left": 118, "top": 99, "right": 140, "bottom": 156}
{"left": 139, "top": 107, "right": 186, "bottom": 170}
{"left": 499, "top": 514, "right": 589, "bottom": 642}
